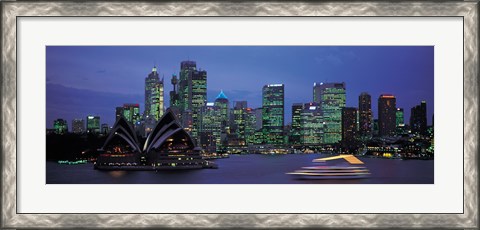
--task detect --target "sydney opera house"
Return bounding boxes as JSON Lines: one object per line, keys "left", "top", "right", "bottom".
{"left": 95, "top": 109, "right": 216, "bottom": 170}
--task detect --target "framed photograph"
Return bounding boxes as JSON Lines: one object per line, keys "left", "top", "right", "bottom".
{"left": 2, "top": 1, "right": 478, "bottom": 229}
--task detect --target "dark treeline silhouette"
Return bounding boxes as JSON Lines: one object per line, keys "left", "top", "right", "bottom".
{"left": 46, "top": 133, "right": 106, "bottom": 160}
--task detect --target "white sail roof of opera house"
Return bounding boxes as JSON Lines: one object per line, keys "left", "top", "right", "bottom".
{"left": 101, "top": 108, "right": 196, "bottom": 154}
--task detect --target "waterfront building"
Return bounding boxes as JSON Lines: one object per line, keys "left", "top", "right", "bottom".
{"left": 342, "top": 107, "right": 358, "bottom": 148}
{"left": 300, "top": 103, "right": 323, "bottom": 145}
{"left": 144, "top": 66, "right": 164, "bottom": 121}
{"left": 177, "top": 61, "right": 207, "bottom": 141}
{"left": 101, "top": 123, "right": 110, "bottom": 135}
{"left": 290, "top": 103, "right": 303, "bottom": 145}
{"left": 98, "top": 109, "right": 212, "bottom": 170}
{"left": 358, "top": 92, "right": 373, "bottom": 138}
{"left": 378, "top": 94, "right": 397, "bottom": 136}
{"left": 313, "top": 82, "right": 346, "bottom": 144}
{"left": 86, "top": 115, "right": 100, "bottom": 134}
{"left": 199, "top": 102, "right": 222, "bottom": 152}
{"left": 410, "top": 101, "right": 427, "bottom": 135}
{"left": 53, "top": 119, "right": 68, "bottom": 134}
{"left": 262, "top": 84, "right": 285, "bottom": 145}
{"left": 71, "top": 119, "right": 85, "bottom": 134}
{"left": 122, "top": 103, "right": 141, "bottom": 125}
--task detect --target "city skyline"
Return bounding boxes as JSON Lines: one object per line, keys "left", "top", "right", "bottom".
{"left": 46, "top": 46, "right": 434, "bottom": 128}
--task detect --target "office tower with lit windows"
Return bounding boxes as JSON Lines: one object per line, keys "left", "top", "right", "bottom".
{"left": 144, "top": 66, "right": 164, "bottom": 121}
{"left": 233, "top": 101, "right": 248, "bottom": 142}
{"left": 395, "top": 107, "right": 405, "bottom": 135}
{"left": 244, "top": 107, "right": 257, "bottom": 145}
{"left": 54, "top": 119, "right": 68, "bottom": 134}
{"left": 290, "top": 103, "right": 303, "bottom": 145}
{"left": 262, "top": 84, "right": 284, "bottom": 145}
{"left": 300, "top": 103, "right": 323, "bottom": 145}
{"left": 122, "top": 103, "right": 141, "bottom": 125}
{"left": 396, "top": 108, "right": 404, "bottom": 127}
{"left": 342, "top": 107, "right": 358, "bottom": 148}
{"left": 378, "top": 94, "right": 397, "bottom": 136}
{"left": 313, "top": 82, "right": 346, "bottom": 144}
{"left": 254, "top": 108, "right": 262, "bottom": 131}
{"left": 358, "top": 92, "right": 373, "bottom": 138}
{"left": 177, "top": 61, "right": 207, "bottom": 140}
{"left": 410, "top": 101, "right": 427, "bottom": 135}
{"left": 72, "top": 119, "right": 85, "bottom": 134}
{"left": 86, "top": 115, "right": 100, "bottom": 134}
{"left": 214, "top": 90, "right": 229, "bottom": 132}
{"left": 199, "top": 102, "right": 222, "bottom": 152}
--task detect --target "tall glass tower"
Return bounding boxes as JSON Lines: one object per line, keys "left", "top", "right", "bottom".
{"left": 290, "top": 103, "right": 303, "bottom": 145}
{"left": 410, "top": 101, "right": 427, "bottom": 135}
{"left": 144, "top": 66, "right": 164, "bottom": 121}
{"left": 313, "top": 82, "right": 346, "bottom": 144}
{"left": 262, "top": 84, "right": 284, "bottom": 145}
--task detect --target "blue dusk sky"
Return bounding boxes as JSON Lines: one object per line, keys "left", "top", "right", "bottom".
{"left": 46, "top": 46, "right": 434, "bottom": 129}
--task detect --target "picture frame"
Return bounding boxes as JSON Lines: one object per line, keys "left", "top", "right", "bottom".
{"left": 1, "top": 1, "right": 478, "bottom": 228}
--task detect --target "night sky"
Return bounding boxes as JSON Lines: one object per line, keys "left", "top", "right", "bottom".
{"left": 46, "top": 46, "right": 434, "bottom": 129}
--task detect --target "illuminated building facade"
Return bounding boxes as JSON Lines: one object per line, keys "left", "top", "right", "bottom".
{"left": 86, "top": 115, "right": 100, "bottom": 134}
{"left": 71, "top": 119, "right": 85, "bottom": 134}
{"left": 342, "top": 107, "right": 358, "bottom": 148}
{"left": 300, "top": 103, "right": 323, "bottom": 145}
{"left": 378, "top": 94, "right": 397, "bottom": 136}
{"left": 199, "top": 103, "right": 222, "bottom": 152}
{"left": 262, "top": 84, "right": 284, "bottom": 145}
{"left": 313, "top": 82, "right": 346, "bottom": 144}
{"left": 214, "top": 90, "right": 229, "bottom": 133}
{"left": 144, "top": 66, "right": 164, "bottom": 121}
{"left": 177, "top": 61, "right": 207, "bottom": 141}
{"left": 396, "top": 108, "right": 404, "bottom": 127}
{"left": 233, "top": 101, "right": 248, "bottom": 142}
{"left": 122, "top": 103, "right": 141, "bottom": 125}
{"left": 410, "top": 101, "right": 427, "bottom": 135}
{"left": 54, "top": 119, "right": 68, "bottom": 134}
{"left": 244, "top": 108, "right": 257, "bottom": 145}
{"left": 290, "top": 103, "right": 303, "bottom": 145}
{"left": 358, "top": 92, "right": 373, "bottom": 138}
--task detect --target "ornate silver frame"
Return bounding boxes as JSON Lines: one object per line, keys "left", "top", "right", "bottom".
{"left": 1, "top": 1, "right": 478, "bottom": 229}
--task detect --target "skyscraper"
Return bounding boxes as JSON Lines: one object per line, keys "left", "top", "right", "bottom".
{"left": 342, "top": 107, "right": 358, "bottom": 148}
{"left": 313, "top": 82, "right": 346, "bottom": 144}
{"left": 115, "top": 107, "right": 124, "bottom": 121}
{"left": 244, "top": 108, "right": 257, "bottom": 145}
{"left": 410, "top": 101, "right": 427, "bottom": 135}
{"left": 378, "top": 94, "right": 396, "bottom": 136}
{"left": 358, "top": 92, "right": 373, "bottom": 138}
{"left": 300, "top": 103, "right": 323, "bottom": 145}
{"left": 262, "top": 84, "right": 284, "bottom": 145}
{"left": 169, "top": 74, "right": 180, "bottom": 115}
{"left": 233, "top": 101, "right": 248, "bottom": 142}
{"left": 53, "top": 119, "right": 68, "bottom": 134}
{"left": 396, "top": 108, "right": 404, "bottom": 127}
{"left": 144, "top": 66, "right": 164, "bottom": 121}
{"left": 199, "top": 102, "right": 222, "bottom": 152}
{"left": 86, "top": 115, "right": 100, "bottom": 134}
{"left": 214, "top": 90, "right": 229, "bottom": 132}
{"left": 72, "top": 119, "right": 85, "bottom": 134}
{"left": 177, "top": 61, "right": 207, "bottom": 140}
{"left": 122, "top": 103, "right": 140, "bottom": 124}
{"left": 290, "top": 103, "right": 303, "bottom": 145}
